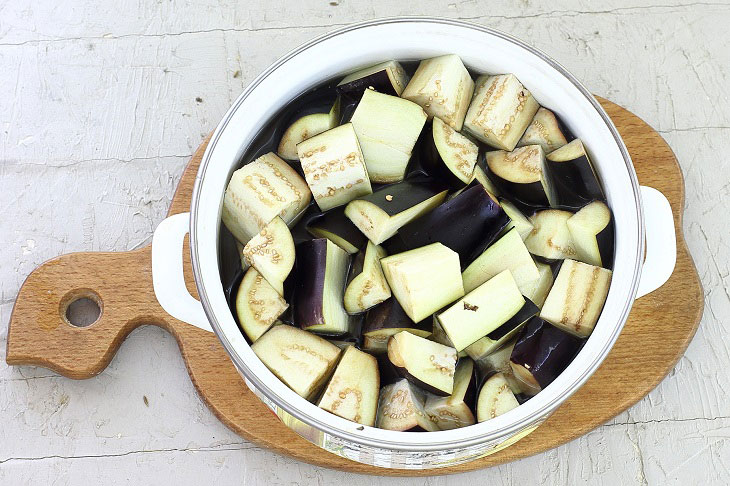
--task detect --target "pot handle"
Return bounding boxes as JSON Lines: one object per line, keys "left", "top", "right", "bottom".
{"left": 635, "top": 186, "right": 676, "bottom": 299}
{"left": 152, "top": 212, "right": 213, "bottom": 332}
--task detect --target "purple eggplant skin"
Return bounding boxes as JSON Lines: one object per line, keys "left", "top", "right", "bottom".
{"left": 510, "top": 316, "right": 584, "bottom": 390}
{"left": 596, "top": 217, "right": 615, "bottom": 271}
{"left": 392, "top": 181, "right": 510, "bottom": 268}
{"left": 482, "top": 151, "right": 550, "bottom": 208}
{"left": 547, "top": 157, "right": 604, "bottom": 210}
{"left": 413, "top": 122, "right": 470, "bottom": 189}
{"left": 290, "top": 201, "right": 323, "bottom": 245}
{"left": 514, "top": 393, "right": 532, "bottom": 405}
{"left": 362, "top": 298, "right": 431, "bottom": 334}
{"left": 391, "top": 365, "right": 452, "bottom": 398}
{"left": 336, "top": 71, "right": 400, "bottom": 102}
{"left": 355, "top": 179, "right": 448, "bottom": 217}
{"left": 460, "top": 359, "right": 479, "bottom": 412}
{"left": 376, "top": 354, "right": 402, "bottom": 387}
{"left": 293, "top": 239, "right": 330, "bottom": 330}
{"left": 305, "top": 205, "right": 367, "bottom": 252}
{"left": 487, "top": 298, "right": 540, "bottom": 340}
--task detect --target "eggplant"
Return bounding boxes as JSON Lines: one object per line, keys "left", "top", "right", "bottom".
{"left": 566, "top": 200, "right": 614, "bottom": 269}
{"left": 235, "top": 241, "right": 250, "bottom": 272}
{"left": 521, "top": 261, "right": 554, "bottom": 309}
{"left": 499, "top": 198, "right": 533, "bottom": 240}
{"left": 437, "top": 270, "right": 525, "bottom": 351}
{"left": 305, "top": 205, "right": 366, "bottom": 254}
{"left": 251, "top": 325, "right": 341, "bottom": 400}
{"left": 470, "top": 163, "right": 501, "bottom": 197}
{"left": 539, "top": 259, "right": 612, "bottom": 337}
{"left": 418, "top": 117, "right": 479, "bottom": 187}
{"left": 380, "top": 243, "right": 465, "bottom": 323}
{"left": 524, "top": 209, "right": 578, "bottom": 260}
{"left": 387, "top": 330, "right": 457, "bottom": 396}
{"left": 344, "top": 241, "right": 391, "bottom": 314}
{"left": 336, "top": 60, "right": 409, "bottom": 100}
{"left": 485, "top": 145, "right": 557, "bottom": 208}
{"left": 327, "top": 336, "right": 361, "bottom": 351}
{"left": 509, "top": 316, "right": 583, "bottom": 393}
{"left": 476, "top": 372, "right": 520, "bottom": 422}
{"left": 430, "top": 318, "right": 468, "bottom": 358}
{"left": 241, "top": 216, "right": 295, "bottom": 295}
{"left": 362, "top": 298, "right": 432, "bottom": 353}
{"left": 463, "top": 73, "right": 539, "bottom": 151}
{"left": 545, "top": 139, "right": 604, "bottom": 208}
{"left": 401, "top": 54, "right": 475, "bottom": 131}
{"left": 376, "top": 379, "right": 438, "bottom": 431}
{"left": 516, "top": 107, "right": 569, "bottom": 154}
{"left": 463, "top": 298, "right": 539, "bottom": 361}
{"left": 222, "top": 152, "right": 312, "bottom": 244}
{"left": 289, "top": 202, "right": 323, "bottom": 245}
{"left": 424, "top": 358, "right": 477, "bottom": 430}
{"left": 344, "top": 180, "right": 448, "bottom": 245}
{"left": 297, "top": 123, "right": 373, "bottom": 211}
{"left": 294, "top": 239, "right": 352, "bottom": 335}
{"left": 277, "top": 99, "right": 339, "bottom": 161}
{"left": 349, "top": 89, "right": 428, "bottom": 183}
{"left": 318, "top": 346, "right": 380, "bottom": 426}
{"left": 235, "top": 268, "right": 288, "bottom": 342}
{"left": 462, "top": 227, "right": 540, "bottom": 294}
{"left": 390, "top": 181, "right": 510, "bottom": 266}
{"left": 473, "top": 340, "right": 524, "bottom": 394}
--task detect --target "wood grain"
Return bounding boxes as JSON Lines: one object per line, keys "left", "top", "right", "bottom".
{"left": 4, "top": 98, "right": 703, "bottom": 476}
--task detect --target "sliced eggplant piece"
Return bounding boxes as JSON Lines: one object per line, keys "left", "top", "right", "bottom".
{"left": 430, "top": 318, "right": 468, "bottom": 358}
{"left": 318, "top": 346, "right": 380, "bottom": 426}
{"left": 524, "top": 209, "right": 578, "bottom": 260}
{"left": 437, "top": 269, "right": 525, "bottom": 351}
{"left": 474, "top": 340, "right": 525, "bottom": 394}
{"left": 277, "top": 100, "right": 339, "bottom": 161}
{"left": 539, "top": 259, "right": 612, "bottom": 337}
{"left": 222, "top": 152, "right": 312, "bottom": 244}
{"left": 521, "top": 261, "right": 554, "bottom": 309}
{"left": 381, "top": 243, "right": 464, "bottom": 323}
{"left": 294, "top": 238, "right": 352, "bottom": 335}
{"left": 344, "top": 180, "right": 448, "bottom": 245}
{"left": 387, "top": 330, "right": 457, "bottom": 396}
{"left": 546, "top": 139, "right": 604, "bottom": 208}
{"left": 462, "top": 227, "right": 540, "bottom": 294}
{"left": 350, "top": 89, "right": 428, "bottom": 183}
{"left": 235, "top": 241, "right": 250, "bottom": 272}
{"left": 251, "top": 325, "right": 341, "bottom": 400}
{"left": 401, "top": 54, "right": 475, "bottom": 131}
{"left": 391, "top": 181, "right": 510, "bottom": 266}
{"left": 509, "top": 316, "right": 583, "bottom": 393}
{"left": 337, "top": 60, "right": 409, "bottom": 100}
{"left": 463, "top": 298, "right": 539, "bottom": 361}
{"left": 424, "top": 358, "right": 477, "bottom": 430}
{"left": 241, "top": 216, "right": 295, "bottom": 295}
{"left": 376, "top": 379, "right": 438, "bottom": 431}
{"left": 463, "top": 74, "right": 540, "bottom": 151}
{"left": 516, "top": 107, "right": 569, "bottom": 153}
{"left": 297, "top": 123, "right": 372, "bottom": 211}
{"left": 419, "top": 117, "right": 479, "bottom": 187}
{"left": 486, "top": 145, "right": 556, "bottom": 207}
{"left": 500, "top": 198, "right": 533, "bottom": 240}
{"left": 362, "top": 298, "right": 432, "bottom": 353}
{"left": 327, "top": 336, "right": 361, "bottom": 351}
{"left": 566, "top": 201, "right": 614, "bottom": 268}
{"left": 235, "top": 268, "right": 288, "bottom": 342}
{"left": 470, "top": 163, "right": 501, "bottom": 197}
{"left": 344, "top": 241, "right": 391, "bottom": 314}
{"left": 476, "top": 373, "right": 520, "bottom": 422}
{"left": 305, "top": 205, "right": 366, "bottom": 254}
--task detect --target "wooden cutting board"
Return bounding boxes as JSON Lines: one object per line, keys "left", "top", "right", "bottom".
{"left": 6, "top": 98, "right": 703, "bottom": 476}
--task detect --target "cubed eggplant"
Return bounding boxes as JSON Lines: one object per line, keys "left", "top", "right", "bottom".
{"left": 499, "top": 198, "right": 533, "bottom": 240}
{"left": 376, "top": 379, "right": 438, "bottom": 431}
{"left": 545, "top": 139, "right": 604, "bottom": 208}
{"left": 516, "top": 107, "right": 569, "bottom": 154}
{"left": 344, "top": 241, "right": 391, "bottom": 314}
{"left": 566, "top": 200, "right": 615, "bottom": 269}
{"left": 463, "top": 297, "right": 539, "bottom": 361}
{"left": 277, "top": 99, "right": 339, "bottom": 161}
{"left": 524, "top": 209, "right": 578, "bottom": 260}
{"left": 521, "top": 261, "right": 554, "bottom": 309}
{"left": 476, "top": 372, "right": 520, "bottom": 422}
{"left": 305, "top": 205, "right": 367, "bottom": 254}
{"left": 235, "top": 241, "right": 250, "bottom": 272}
{"left": 235, "top": 268, "right": 288, "bottom": 342}
{"left": 361, "top": 298, "right": 433, "bottom": 353}
{"left": 470, "top": 163, "right": 501, "bottom": 197}
{"left": 430, "top": 318, "right": 468, "bottom": 358}
{"left": 473, "top": 340, "right": 524, "bottom": 394}
{"left": 336, "top": 60, "right": 410, "bottom": 100}
{"left": 241, "top": 216, "right": 295, "bottom": 295}
{"left": 387, "top": 330, "right": 457, "bottom": 396}
{"left": 485, "top": 145, "right": 557, "bottom": 208}
{"left": 424, "top": 358, "right": 477, "bottom": 430}
{"left": 418, "top": 117, "right": 479, "bottom": 187}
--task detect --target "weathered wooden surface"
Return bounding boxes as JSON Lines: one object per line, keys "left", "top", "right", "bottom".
{"left": 1, "top": 1, "right": 728, "bottom": 484}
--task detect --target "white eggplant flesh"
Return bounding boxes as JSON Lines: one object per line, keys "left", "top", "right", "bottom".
{"left": 486, "top": 145, "right": 557, "bottom": 207}
{"left": 521, "top": 261, "right": 554, "bottom": 309}
{"left": 235, "top": 241, "right": 250, "bottom": 272}
{"left": 525, "top": 209, "right": 578, "bottom": 260}
{"left": 344, "top": 242, "right": 391, "bottom": 314}
{"left": 470, "top": 165, "right": 501, "bottom": 197}
{"left": 432, "top": 116, "right": 479, "bottom": 184}
{"left": 387, "top": 331, "right": 457, "bottom": 396}
{"left": 566, "top": 200, "right": 613, "bottom": 267}
{"left": 476, "top": 373, "right": 520, "bottom": 422}
{"left": 500, "top": 199, "right": 534, "bottom": 240}
{"left": 242, "top": 216, "right": 295, "bottom": 295}
{"left": 424, "top": 359, "right": 476, "bottom": 430}
{"left": 337, "top": 60, "right": 409, "bottom": 97}
{"left": 376, "top": 379, "right": 438, "bottom": 431}
{"left": 516, "top": 107, "right": 569, "bottom": 153}
{"left": 277, "top": 104, "right": 338, "bottom": 161}
{"left": 235, "top": 268, "right": 288, "bottom": 342}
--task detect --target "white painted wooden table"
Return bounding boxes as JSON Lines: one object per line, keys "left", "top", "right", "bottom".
{"left": 2, "top": 1, "right": 728, "bottom": 484}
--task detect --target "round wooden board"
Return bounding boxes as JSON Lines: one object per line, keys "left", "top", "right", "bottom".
{"left": 6, "top": 98, "right": 703, "bottom": 476}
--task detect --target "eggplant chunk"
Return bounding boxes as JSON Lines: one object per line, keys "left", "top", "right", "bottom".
{"left": 401, "top": 54, "right": 475, "bottom": 131}
{"left": 516, "top": 107, "right": 569, "bottom": 153}
{"left": 345, "top": 180, "right": 448, "bottom": 245}
{"left": 476, "top": 373, "right": 520, "bottom": 422}
{"left": 509, "top": 316, "right": 583, "bottom": 393}
{"left": 381, "top": 243, "right": 465, "bottom": 323}
{"left": 430, "top": 318, "right": 468, "bottom": 358}
{"left": 305, "top": 206, "right": 367, "bottom": 254}
{"left": 463, "top": 74, "right": 540, "bottom": 151}
{"left": 421, "top": 117, "right": 479, "bottom": 186}
{"left": 362, "top": 298, "right": 432, "bottom": 353}
{"left": 525, "top": 209, "right": 578, "bottom": 260}
{"left": 337, "top": 60, "right": 409, "bottom": 100}
{"left": 241, "top": 216, "right": 295, "bottom": 295}
{"left": 462, "top": 227, "right": 540, "bottom": 294}
{"left": 235, "top": 268, "right": 288, "bottom": 342}
{"left": 392, "top": 182, "right": 510, "bottom": 266}
{"left": 350, "top": 89, "right": 428, "bottom": 183}
{"left": 222, "top": 152, "right": 311, "bottom": 244}
{"left": 566, "top": 201, "right": 614, "bottom": 268}
{"left": 235, "top": 241, "right": 250, "bottom": 272}
{"left": 294, "top": 239, "right": 352, "bottom": 335}
{"left": 387, "top": 330, "right": 457, "bottom": 396}
{"left": 463, "top": 298, "right": 539, "bottom": 361}
{"left": 297, "top": 123, "right": 372, "bottom": 211}
{"left": 251, "top": 325, "right": 341, "bottom": 400}
{"left": 376, "top": 379, "right": 438, "bottom": 431}
{"left": 470, "top": 163, "right": 501, "bottom": 197}
{"left": 424, "top": 358, "right": 477, "bottom": 430}
{"left": 540, "top": 259, "right": 612, "bottom": 337}
{"left": 344, "top": 241, "right": 391, "bottom": 314}
{"left": 474, "top": 340, "right": 525, "bottom": 394}
{"left": 277, "top": 100, "right": 339, "bottom": 160}
{"left": 521, "top": 261, "right": 554, "bottom": 308}
{"left": 546, "top": 139, "right": 604, "bottom": 208}
{"left": 438, "top": 270, "right": 525, "bottom": 351}
{"left": 486, "top": 145, "right": 556, "bottom": 207}
{"left": 318, "top": 346, "right": 380, "bottom": 426}
{"left": 500, "top": 198, "right": 534, "bottom": 240}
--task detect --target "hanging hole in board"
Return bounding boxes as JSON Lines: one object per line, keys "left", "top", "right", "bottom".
{"left": 60, "top": 290, "right": 102, "bottom": 328}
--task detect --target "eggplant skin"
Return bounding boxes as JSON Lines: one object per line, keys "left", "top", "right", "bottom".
{"left": 362, "top": 298, "right": 430, "bottom": 334}
{"left": 293, "top": 239, "right": 328, "bottom": 329}
{"left": 305, "top": 206, "right": 367, "bottom": 254}
{"left": 486, "top": 298, "right": 539, "bottom": 341}
{"left": 546, "top": 140, "right": 604, "bottom": 209}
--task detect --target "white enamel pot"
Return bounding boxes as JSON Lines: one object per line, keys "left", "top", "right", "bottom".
{"left": 150, "top": 18, "right": 677, "bottom": 469}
